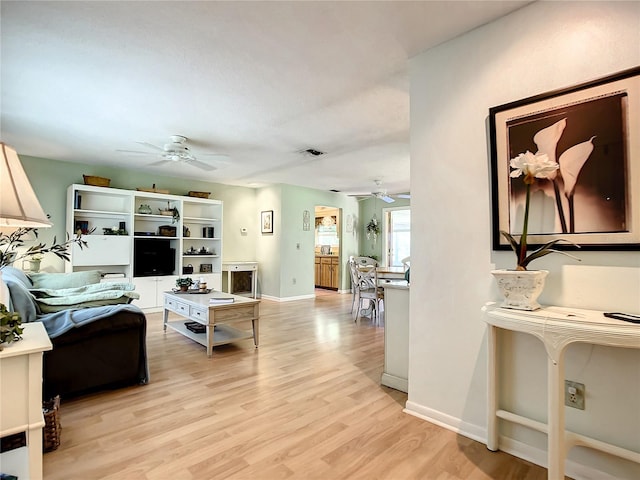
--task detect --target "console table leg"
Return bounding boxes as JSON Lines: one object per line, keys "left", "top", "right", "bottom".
{"left": 548, "top": 350, "right": 566, "bottom": 480}
{"left": 487, "top": 324, "right": 499, "bottom": 451}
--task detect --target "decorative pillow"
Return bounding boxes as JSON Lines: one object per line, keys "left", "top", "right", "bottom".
{"left": 29, "top": 270, "right": 101, "bottom": 290}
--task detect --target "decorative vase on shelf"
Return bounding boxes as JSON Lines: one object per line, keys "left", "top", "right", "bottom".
{"left": 138, "top": 204, "right": 152, "bottom": 215}
{"left": 491, "top": 269, "right": 548, "bottom": 311}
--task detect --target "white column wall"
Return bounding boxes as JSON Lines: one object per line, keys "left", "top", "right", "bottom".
{"left": 407, "top": 2, "right": 640, "bottom": 478}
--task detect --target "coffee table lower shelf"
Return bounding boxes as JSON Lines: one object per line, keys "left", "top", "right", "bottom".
{"left": 165, "top": 320, "right": 254, "bottom": 348}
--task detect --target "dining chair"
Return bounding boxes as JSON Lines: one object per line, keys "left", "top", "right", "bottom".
{"left": 348, "top": 256, "right": 361, "bottom": 318}
{"left": 355, "top": 265, "right": 384, "bottom": 325}
{"left": 401, "top": 256, "right": 410, "bottom": 271}
{"left": 354, "top": 256, "right": 378, "bottom": 267}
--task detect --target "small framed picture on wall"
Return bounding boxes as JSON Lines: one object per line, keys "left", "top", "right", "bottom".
{"left": 261, "top": 210, "right": 274, "bottom": 234}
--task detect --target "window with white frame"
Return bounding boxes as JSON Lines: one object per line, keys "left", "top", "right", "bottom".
{"left": 383, "top": 207, "right": 410, "bottom": 267}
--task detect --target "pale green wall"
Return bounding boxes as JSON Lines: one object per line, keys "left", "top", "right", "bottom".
{"left": 358, "top": 196, "right": 411, "bottom": 260}
{"left": 255, "top": 185, "right": 282, "bottom": 298}
{"left": 19, "top": 155, "right": 379, "bottom": 299}
{"left": 19, "top": 155, "right": 257, "bottom": 272}
{"left": 280, "top": 184, "right": 359, "bottom": 297}
{"left": 256, "top": 184, "right": 360, "bottom": 298}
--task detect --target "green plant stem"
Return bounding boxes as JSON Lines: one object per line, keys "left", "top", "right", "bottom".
{"left": 518, "top": 183, "right": 531, "bottom": 269}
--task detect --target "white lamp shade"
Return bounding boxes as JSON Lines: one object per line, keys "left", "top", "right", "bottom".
{"left": 0, "top": 142, "right": 52, "bottom": 228}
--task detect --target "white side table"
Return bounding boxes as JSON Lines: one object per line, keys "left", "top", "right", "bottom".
{"left": 482, "top": 302, "right": 640, "bottom": 479}
{"left": 0, "top": 322, "right": 53, "bottom": 480}
{"left": 222, "top": 261, "right": 258, "bottom": 298}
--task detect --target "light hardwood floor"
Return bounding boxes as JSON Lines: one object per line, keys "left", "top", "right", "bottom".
{"left": 43, "top": 292, "right": 550, "bottom": 479}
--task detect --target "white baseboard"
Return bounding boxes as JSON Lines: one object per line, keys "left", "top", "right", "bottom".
{"left": 403, "top": 401, "right": 621, "bottom": 480}
{"left": 404, "top": 401, "right": 485, "bottom": 443}
{"left": 380, "top": 373, "right": 408, "bottom": 393}
{"left": 261, "top": 293, "right": 316, "bottom": 302}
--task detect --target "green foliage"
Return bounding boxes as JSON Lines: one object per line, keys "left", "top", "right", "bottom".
{"left": 176, "top": 277, "right": 193, "bottom": 287}
{"left": 0, "top": 303, "right": 23, "bottom": 347}
{"left": 0, "top": 226, "right": 91, "bottom": 269}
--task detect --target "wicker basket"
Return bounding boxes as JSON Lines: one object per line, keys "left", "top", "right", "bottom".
{"left": 188, "top": 191, "right": 211, "bottom": 199}
{"left": 137, "top": 186, "right": 170, "bottom": 194}
{"left": 43, "top": 395, "right": 61, "bottom": 452}
{"left": 83, "top": 175, "right": 111, "bottom": 187}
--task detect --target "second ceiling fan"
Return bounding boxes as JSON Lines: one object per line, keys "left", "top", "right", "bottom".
{"left": 352, "top": 180, "right": 411, "bottom": 203}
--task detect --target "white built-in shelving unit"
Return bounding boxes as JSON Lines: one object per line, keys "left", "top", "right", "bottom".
{"left": 66, "top": 184, "right": 223, "bottom": 309}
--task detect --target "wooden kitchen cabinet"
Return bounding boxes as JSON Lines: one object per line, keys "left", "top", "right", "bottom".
{"left": 315, "top": 257, "right": 321, "bottom": 286}
{"left": 315, "top": 256, "right": 339, "bottom": 290}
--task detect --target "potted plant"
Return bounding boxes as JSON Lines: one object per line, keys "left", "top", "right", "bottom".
{"left": 366, "top": 217, "right": 380, "bottom": 242}
{"left": 0, "top": 303, "right": 23, "bottom": 350}
{"left": 492, "top": 151, "right": 580, "bottom": 310}
{"left": 176, "top": 277, "right": 193, "bottom": 291}
{"left": 1, "top": 226, "right": 90, "bottom": 270}
{"left": 159, "top": 202, "right": 180, "bottom": 224}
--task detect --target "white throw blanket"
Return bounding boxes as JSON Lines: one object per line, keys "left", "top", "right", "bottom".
{"left": 30, "top": 282, "right": 140, "bottom": 306}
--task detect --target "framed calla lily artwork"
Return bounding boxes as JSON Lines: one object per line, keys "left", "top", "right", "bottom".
{"left": 490, "top": 66, "right": 640, "bottom": 252}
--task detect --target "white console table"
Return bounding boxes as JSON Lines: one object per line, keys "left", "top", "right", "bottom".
{"left": 0, "top": 322, "right": 52, "bottom": 480}
{"left": 482, "top": 302, "right": 640, "bottom": 480}
{"left": 222, "top": 261, "right": 258, "bottom": 298}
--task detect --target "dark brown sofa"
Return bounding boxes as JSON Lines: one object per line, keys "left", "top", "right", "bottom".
{"left": 3, "top": 267, "right": 148, "bottom": 399}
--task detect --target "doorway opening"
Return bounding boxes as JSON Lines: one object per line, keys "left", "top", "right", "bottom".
{"left": 314, "top": 206, "right": 341, "bottom": 291}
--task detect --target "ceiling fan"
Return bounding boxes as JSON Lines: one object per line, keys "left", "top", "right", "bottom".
{"left": 351, "top": 180, "right": 411, "bottom": 203}
{"left": 117, "top": 135, "right": 229, "bottom": 171}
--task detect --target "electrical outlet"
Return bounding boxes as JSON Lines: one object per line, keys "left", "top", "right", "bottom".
{"left": 565, "top": 380, "right": 585, "bottom": 410}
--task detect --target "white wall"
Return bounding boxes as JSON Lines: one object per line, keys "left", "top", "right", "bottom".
{"left": 408, "top": 2, "right": 640, "bottom": 478}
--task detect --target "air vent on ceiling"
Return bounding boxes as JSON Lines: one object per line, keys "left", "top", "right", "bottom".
{"left": 302, "top": 148, "right": 325, "bottom": 156}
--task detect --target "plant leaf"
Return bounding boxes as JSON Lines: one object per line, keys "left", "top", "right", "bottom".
{"left": 499, "top": 230, "right": 521, "bottom": 257}
{"left": 521, "top": 238, "right": 581, "bottom": 268}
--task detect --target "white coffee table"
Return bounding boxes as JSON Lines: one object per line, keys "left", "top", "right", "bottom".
{"left": 163, "top": 291, "right": 260, "bottom": 357}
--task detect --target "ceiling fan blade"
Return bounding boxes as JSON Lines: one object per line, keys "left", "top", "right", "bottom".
{"left": 116, "top": 149, "right": 155, "bottom": 156}
{"left": 136, "top": 141, "right": 164, "bottom": 152}
{"left": 380, "top": 195, "right": 395, "bottom": 203}
{"left": 185, "top": 159, "right": 217, "bottom": 171}
{"left": 199, "top": 153, "right": 231, "bottom": 161}
{"left": 147, "top": 159, "right": 170, "bottom": 167}
{"left": 395, "top": 193, "right": 411, "bottom": 199}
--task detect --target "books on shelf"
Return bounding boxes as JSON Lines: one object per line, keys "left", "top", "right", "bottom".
{"left": 209, "top": 297, "right": 234, "bottom": 304}
{"left": 102, "top": 273, "right": 126, "bottom": 278}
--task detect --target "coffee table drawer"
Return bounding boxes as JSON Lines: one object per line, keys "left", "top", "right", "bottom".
{"left": 165, "top": 297, "right": 189, "bottom": 315}
{"left": 189, "top": 305, "right": 208, "bottom": 322}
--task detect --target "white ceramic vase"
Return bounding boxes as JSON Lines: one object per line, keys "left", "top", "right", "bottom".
{"left": 491, "top": 269, "right": 548, "bottom": 311}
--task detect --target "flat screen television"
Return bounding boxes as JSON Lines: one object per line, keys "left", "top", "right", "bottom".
{"left": 134, "top": 238, "right": 176, "bottom": 277}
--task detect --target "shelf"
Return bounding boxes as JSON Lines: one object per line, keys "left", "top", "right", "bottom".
{"left": 182, "top": 254, "right": 219, "bottom": 258}
{"left": 183, "top": 216, "right": 220, "bottom": 223}
{"left": 133, "top": 235, "right": 178, "bottom": 239}
{"left": 165, "top": 321, "right": 253, "bottom": 348}
{"left": 134, "top": 213, "right": 178, "bottom": 221}
{"left": 74, "top": 209, "right": 128, "bottom": 218}
{"left": 184, "top": 237, "right": 221, "bottom": 241}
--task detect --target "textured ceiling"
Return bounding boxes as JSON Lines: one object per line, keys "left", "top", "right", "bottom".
{"left": 1, "top": 1, "right": 529, "bottom": 196}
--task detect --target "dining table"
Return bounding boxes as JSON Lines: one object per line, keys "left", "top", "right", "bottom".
{"left": 375, "top": 266, "right": 406, "bottom": 280}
